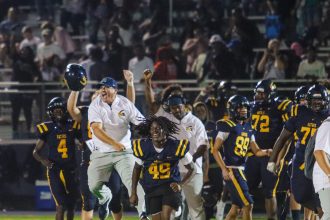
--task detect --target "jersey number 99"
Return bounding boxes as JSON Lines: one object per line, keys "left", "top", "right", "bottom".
{"left": 148, "top": 162, "right": 171, "bottom": 179}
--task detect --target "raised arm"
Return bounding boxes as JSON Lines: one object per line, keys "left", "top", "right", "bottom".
{"left": 123, "top": 70, "right": 135, "bottom": 104}
{"left": 143, "top": 69, "right": 159, "bottom": 114}
{"left": 67, "top": 91, "right": 82, "bottom": 122}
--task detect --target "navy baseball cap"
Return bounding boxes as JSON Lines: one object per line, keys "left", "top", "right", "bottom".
{"left": 167, "top": 95, "right": 185, "bottom": 106}
{"left": 98, "top": 77, "right": 118, "bottom": 89}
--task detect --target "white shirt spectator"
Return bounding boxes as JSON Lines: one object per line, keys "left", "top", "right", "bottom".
{"left": 156, "top": 110, "right": 208, "bottom": 174}
{"left": 36, "top": 42, "right": 66, "bottom": 61}
{"left": 297, "top": 59, "right": 326, "bottom": 79}
{"left": 88, "top": 94, "right": 144, "bottom": 153}
{"left": 20, "top": 36, "right": 41, "bottom": 52}
{"left": 313, "top": 117, "right": 330, "bottom": 192}
{"left": 128, "top": 56, "right": 154, "bottom": 93}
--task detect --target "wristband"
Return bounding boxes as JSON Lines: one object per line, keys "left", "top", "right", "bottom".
{"left": 127, "top": 81, "right": 134, "bottom": 87}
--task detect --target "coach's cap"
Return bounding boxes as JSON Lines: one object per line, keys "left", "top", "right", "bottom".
{"left": 167, "top": 94, "right": 185, "bottom": 106}
{"left": 98, "top": 77, "right": 118, "bottom": 89}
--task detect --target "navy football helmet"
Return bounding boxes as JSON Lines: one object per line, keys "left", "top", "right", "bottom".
{"left": 254, "top": 79, "right": 277, "bottom": 106}
{"left": 227, "top": 95, "right": 250, "bottom": 121}
{"left": 201, "top": 183, "right": 218, "bottom": 208}
{"left": 64, "top": 63, "right": 87, "bottom": 91}
{"left": 306, "top": 84, "right": 329, "bottom": 112}
{"left": 217, "top": 81, "right": 238, "bottom": 101}
{"left": 47, "top": 97, "right": 67, "bottom": 123}
{"left": 294, "top": 86, "right": 309, "bottom": 104}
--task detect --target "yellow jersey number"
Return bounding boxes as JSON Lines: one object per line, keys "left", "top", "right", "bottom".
{"left": 57, "top": 139, "right": 68, "bottom": 159}
{"left": 252, "top": 114, "right": 270, "bottom": 132}
{"left": 234, "top": 136, "right": 250, "bottom": 157}
{"left": 148, "top": 162, "right": 171, "bottom": 179}
{"left": 300, "top": 126, "right": 317, "bottom": 145}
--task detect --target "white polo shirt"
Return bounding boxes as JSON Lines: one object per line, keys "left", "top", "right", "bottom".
{"left": 157, "top": 109, "right": 208, "bottom": 174}
{"left": 313, "top": 117, "right": 330, "bottom": 192}
{"left": 88, "top": 95, "right": 144, "bottom": 153}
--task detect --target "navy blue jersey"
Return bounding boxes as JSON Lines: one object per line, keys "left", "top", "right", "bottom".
{"left": 205, "top": 97, "right": 229, "bottom": 121}
{"left": 132, "top": 138, "right": 190, "bottom": 191}
{"left": 79, "top": 106, "right": 93, "bottom": 164}
{"left": 251, "top": 98, "right": 292, "bottom": 149}
{"left": 36, "top": 120, "right": 80, "bottom": 169}
{"left": 216, "top": 119, "right": 255, "bottom": 167}
{"left": 285, "top": 105, "right": 327, "bottom": 156}
{"left": 207, "top": 128, "right": 224, "bottom": 167}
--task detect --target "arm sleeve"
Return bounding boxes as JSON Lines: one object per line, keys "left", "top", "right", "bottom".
{"left": 216, "top": 131, "right": 229, "bottom": 141}
{"left": 180, "top": 152, "right": 193, "bottom": 165}
{"left": 315, "top": 121, "right": 330, "bottom": 155}
{"left": 284, "top": 117, "right": 296, "bottom": 132}
{"left": 128, "top": 101, "right": 145, "bottom": 125}
{"left": 194, "top": 119, "right": 209, "bottom": 148}
{"left": 88, "top": 98, "right": 103, "bottom": 125}
{"left": 135, "top": 158, "right": 143, "bottom": 165}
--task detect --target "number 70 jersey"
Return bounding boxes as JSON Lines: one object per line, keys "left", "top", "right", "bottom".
{"left": 36, "top": 120, "right": 81, "bottom": 170}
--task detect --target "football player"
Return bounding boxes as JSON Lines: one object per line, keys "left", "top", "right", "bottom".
{"left": 33, "top": 97, "right": 80, "bottom": 220}
{"left": 212, "top": 95, "right": 272, "bottom": 220}
{"left": 129, "top": 116, "right": 195, "bottom": 220}
{"left": 245, "top": 79, "right": 292, "bottom": 220}
{"left": 268, "top": 84, "right": 329, "bottom": 218}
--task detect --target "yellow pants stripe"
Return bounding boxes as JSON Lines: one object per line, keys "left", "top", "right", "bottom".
{"left": 60, "top": 170, "right": 68, "bottom": 194}
{"left": 46, "top": 169, "right": 59, "bottom": 207}
{"left": 229, "top": 168, "right": 250, "bottom": 206}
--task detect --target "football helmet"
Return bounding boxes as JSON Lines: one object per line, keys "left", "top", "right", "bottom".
{"left": 254, "top": 79, "right": 277, "bottom": 106}
{"left": 227, "top": 95, "right": 250, "bottom": 120}
{"left": 64, "top": 63, "right": 87, "bottom": 91}
{"left": 47, "top": 97, "right": 67, "bottom": 123}
{"left": 217, "top": 81, "right": 238, "bottom": 101}
{"left": 306, "top": 84, "right": 329, "bottom": 112}
{"left": 294, "top": 86, "right": 309, "bottom": 104}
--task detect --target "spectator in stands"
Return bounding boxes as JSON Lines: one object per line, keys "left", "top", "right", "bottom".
{"left": 103, "top": 25, "right": 124, "bottom": 81}
{"left": 41, "top": 21, "right": 75, "bottom": 61}
{"left": 128, "top": 44, "right": 154, "bottom": 114}
{"left": 86, "top": 0, "right": 114, "bottom": 44}
{"left": 36, "top": 28, "right": 66, "bottom": 82}
{"left": 0, "top": 7, "right": 24, "bottom": 43}
{"left": 195, "top": 0, "right": 223, "bottom": 34}
{"left": 152, "top": 46, "right": 179, "bottom": 82}
{"left": 0, "top": 32, "right": 13, "bottom": 68}
{"left": 257, "top": 38, "right": 286, "bottom": 79}
{"left": 19, "top": 26, "right": 41, "bottom": 53}
{"left": 201, "top": 34, "right": 238, "bottom": 80}
{"left": 266, "top": 0, "right": 298, "bottom": 41}
{"left": 80, "top": 45, "right": 108, "bottom": 104}
{"left": 34, "top": 0, "right": 55, "bottom": 21}
{"left": 10, "top": 46, "right": 41, "bottom": 138}
{"left": 296, "top": 46, "right": 326, "bottom": 79}
{"left": 182, "top": 27, "right": 208, "bottom": 79}
{"left": 60, "top": 0, "right": 86, "bottom": 36}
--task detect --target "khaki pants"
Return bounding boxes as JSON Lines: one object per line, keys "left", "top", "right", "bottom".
{"left": 88, "top": 150, "right": 145, "bottom": 215}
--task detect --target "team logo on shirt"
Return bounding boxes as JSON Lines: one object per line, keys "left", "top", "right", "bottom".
{"left": 118, "top": 110, "right": 126, "bottom": 117}
{"left": 185, "top": 126, "right": 193, "bottom": 132}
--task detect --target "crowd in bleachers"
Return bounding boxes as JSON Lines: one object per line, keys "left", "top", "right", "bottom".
{"left": 0, "top": 0, "right": 330, "bottom": 138}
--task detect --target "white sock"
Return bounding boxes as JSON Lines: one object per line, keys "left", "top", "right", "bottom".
{"left": 215, "top": 200, "right": 226, "bottom": 220}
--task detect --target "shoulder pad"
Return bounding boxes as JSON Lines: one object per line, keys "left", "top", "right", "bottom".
{"left": 276, "top": 98, "right": 292, "bottom": 112}
{"left": 290, "top": 104, "right": 302, "bottom": 117}
{"left": 72, "top": 120, "right": 81, "bottom": 130}
{"left": 132, "top": 139, "right": 145, "bottom": 158}
{"left": 206, "top": 96, "right": 218, "bottom": 107}
{"left": 175, "top": 139, "right": 189, "bottom": 157}
{"left": 217, "top": 119, "right": 236, "bottom": 127}
{"left": 36, "top": 122, "right": 52, "bottom": 135}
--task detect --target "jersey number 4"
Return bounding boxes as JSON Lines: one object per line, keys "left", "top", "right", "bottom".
{"left": 57, "top": 139, "right": 68, "bottom": 159}
{"left": 149, "top": 162, "right": 171, "bottom": 179}
{"left": 252, "top": 114, "right": 270, "bottom": 132}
